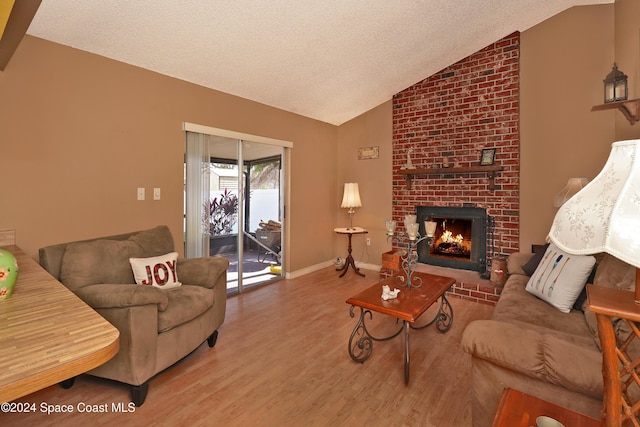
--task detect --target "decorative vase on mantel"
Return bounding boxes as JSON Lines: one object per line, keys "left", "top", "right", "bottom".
{"left": 0, "top": 249, "right": 19, "bottom": 300}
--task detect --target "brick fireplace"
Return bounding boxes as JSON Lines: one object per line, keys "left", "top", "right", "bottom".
{"left": 387, "top": 32, "right": 520, "bottom": 305}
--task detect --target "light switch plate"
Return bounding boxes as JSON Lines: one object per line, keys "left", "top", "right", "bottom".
{"left": 137, "top": 187, "right": 145, "bottom": 201}
{"left": 153, "top": 188, "right": 161, "bottom": 200}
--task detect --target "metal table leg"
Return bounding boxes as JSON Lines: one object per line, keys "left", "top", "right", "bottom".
{"left": 410, "top": 294, "right": 454, "bottom": 333}
{"left": 403, "top": 320, "right": 410, "bottom": 384}
{"left": 337, "top": 233, "right": 365, "bottom": 277}
{"left": 348, "top": 294, "right": 454, "bottom": 384}
{"left": 348, "top": 306, "right": 403, "bottom": 363}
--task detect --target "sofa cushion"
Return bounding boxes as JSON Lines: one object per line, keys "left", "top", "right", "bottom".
{"left": 583, "top": 253, "right": 637, "bottom": 348}
{"left": 525, "top": 243, "right": 596, "bottom": 313}
{"left": 522, "top": 243, "right": 549, "bottom": 276}
{"left": 59, "top": 226, "right": 175, "bottom": 291}
{"left": 130, "top": 252, "right": 182, "bottom": 289}
{"left": 75, "top": 283, "right": 170, "bottom": 311}
{"left": 493, "top": 274, "right": 593, "bottom": 337}
{"left": 507, "top": 252, "right": 534, "bottom": 276}
{"left": 461, "top": 320, "right": 602, "bottom": 398}
{"left": 128, "top": 225, "right": 175, "bottom": 256}
{"left": 591, "top": 253, "right": 635, "bottom": 291}
{"left": 158, "top": 285, "right": 214, "bottom": 333}
{"left": 60, "top": 239, "right": 142, "bottom": 291}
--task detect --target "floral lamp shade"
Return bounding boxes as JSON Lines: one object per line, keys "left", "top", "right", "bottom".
{"left": 0, "top": 249, "right": 19, "bottom": 300}
{"left": 548, "top": 139, "right": 640, "bottom": 269}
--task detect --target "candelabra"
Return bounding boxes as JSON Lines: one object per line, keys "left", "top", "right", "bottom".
{"left": 385, "top": 217, "right": 437, "bottom": 289}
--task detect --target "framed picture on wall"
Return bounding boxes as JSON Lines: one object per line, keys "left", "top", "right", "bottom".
{"left": 480, "top": 148, "right": 496, "bottom": 166}
{"left": 358, "top": 146, "right": 379, "bottom": 160}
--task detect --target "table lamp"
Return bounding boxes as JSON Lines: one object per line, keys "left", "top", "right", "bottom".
{"left": 553, "top": 177, "right": 589, "bottom": 207}
{"left": 549, "top": 140, "right": 640, "bottom": 301}
{"left": 341, "top": 183, "right": 362, "bottom": 230}
{"left": 548, "top": 139, "right": 640, "bottom": 426}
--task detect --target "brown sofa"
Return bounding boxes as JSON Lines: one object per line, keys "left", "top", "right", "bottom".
{"left": 39, "top": 225, "right": 229, "bottom": 406}
{"left": 461, "top": 251, "right": 635, "bottom": 427}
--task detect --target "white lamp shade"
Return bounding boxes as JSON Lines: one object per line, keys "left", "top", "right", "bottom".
{"left": 549, "top": 139, "right": 640, "bottom": 268}
{"left": 553, "top": 177, "right": 589, "bottom": 207}
{"left": 341, "top": 183, "right": 362, "bottom": 208}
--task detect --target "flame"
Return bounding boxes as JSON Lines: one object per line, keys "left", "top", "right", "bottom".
{"left": 441, "top": 230, "right": 464, "bottom": 245}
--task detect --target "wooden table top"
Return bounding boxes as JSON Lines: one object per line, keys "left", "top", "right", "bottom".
{"left": 0, "top": 245, "right": 119, "bottom": 403}
{"left": 492, "top": 388, "right": 600, "bottom": 427}
{"left": 346, "top": 272, "right": 455, "bottom": 322}
{"left": 587, "top": 283, "right": 640, "bottom": 322}
{"left": 334, "top": 227, "right": 368, "bottom": 234}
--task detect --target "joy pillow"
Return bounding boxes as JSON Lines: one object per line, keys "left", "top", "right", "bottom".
{"left": 129, "top": 252, "right": 182, "bottom": 289}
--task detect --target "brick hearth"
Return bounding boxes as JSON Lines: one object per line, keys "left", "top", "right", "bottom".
{"left": 380, "top": 265, "right": 502, "bottom": 306}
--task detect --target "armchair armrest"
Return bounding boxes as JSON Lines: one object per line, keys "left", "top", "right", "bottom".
{"left": 177, "top": 257, "right": 229, "bottom": 289}
{"left": 75, "top": 283, "right": 169, "bottom": 311}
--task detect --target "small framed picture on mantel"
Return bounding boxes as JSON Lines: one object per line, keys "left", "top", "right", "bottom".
{"left": 480, "top": 148, "right": 496, "bottom": 166}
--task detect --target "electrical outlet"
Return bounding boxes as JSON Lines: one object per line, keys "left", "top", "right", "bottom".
{"left": 366, "top": 237, "right": 371, "bottom": 246}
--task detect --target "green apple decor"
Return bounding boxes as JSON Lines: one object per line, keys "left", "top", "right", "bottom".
{"left": 0, "top": 249, "right": 19, "bottom": 300}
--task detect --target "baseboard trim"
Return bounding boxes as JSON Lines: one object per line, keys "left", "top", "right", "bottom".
{"left": 286, "top": 260, "right": 381, "bottom": 279}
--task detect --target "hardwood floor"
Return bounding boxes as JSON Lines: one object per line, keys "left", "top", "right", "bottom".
{"left": 0, "top": 267, "right": 493, "bottom": 427}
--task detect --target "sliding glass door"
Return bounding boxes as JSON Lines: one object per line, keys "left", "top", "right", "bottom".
{"left": 184, "top": 125, "right": 290, "bottom": 294}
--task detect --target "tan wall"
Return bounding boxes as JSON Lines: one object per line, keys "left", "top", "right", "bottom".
{"left": 519, "top": 5, "right": 615, "bottom": 251}
{"left": 335, "top": 101, "right": 392, "bottom": 267}
{"left": 615, "top": 0, "right": 640, "bottom": 141}
{"left": 0, "top": 36, "right": 336, "bottom": 273}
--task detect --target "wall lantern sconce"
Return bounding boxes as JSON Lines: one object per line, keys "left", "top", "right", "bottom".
{"left": 604, "top": 63, "right": 628, "bottom": 103}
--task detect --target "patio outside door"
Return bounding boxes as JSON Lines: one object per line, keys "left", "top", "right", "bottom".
{"left": 184, "top": 124, "right": 291, "bottom": 294}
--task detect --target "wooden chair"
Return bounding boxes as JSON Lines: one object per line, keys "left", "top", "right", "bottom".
{"left": 589, "top": 282, "right": 640, "bottom": 426}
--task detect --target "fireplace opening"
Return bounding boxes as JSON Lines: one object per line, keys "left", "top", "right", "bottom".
{"left": 416, "top": 206, "right": 488, "bottom": 273}
{"left": 430, "top": 218, "right": 472, "bottom": 259}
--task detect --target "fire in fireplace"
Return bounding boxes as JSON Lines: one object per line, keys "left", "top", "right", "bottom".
{"left": 416, "top": 206, "right": 488, "bottom": 273}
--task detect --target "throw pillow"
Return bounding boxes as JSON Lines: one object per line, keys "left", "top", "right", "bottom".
{"left": 572, "top": 262, "right": 598, "bottom": 311}
{"left": 129, "top": 252, "right": 182, "bottom": 289}
{"left": 522, "top": 243, "right": 549, "bottom": 276}
{"left": 525, "top": 243, "right": 596, "bottom": 313}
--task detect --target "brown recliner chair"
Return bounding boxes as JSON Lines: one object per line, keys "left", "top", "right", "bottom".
{"left": 39, "top": 225, "right": 228, "bottom": 406}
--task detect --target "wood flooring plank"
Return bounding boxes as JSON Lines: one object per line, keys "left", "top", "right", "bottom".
{"left": 0, "top": 266, "right": 493, "bottom": 427}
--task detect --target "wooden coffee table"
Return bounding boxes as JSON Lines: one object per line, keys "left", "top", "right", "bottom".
{"left": 346, "top": 271, "right": 455, "bottom": 383}
{"left": 492, "top": 388, "right": 600, "bottom": 427}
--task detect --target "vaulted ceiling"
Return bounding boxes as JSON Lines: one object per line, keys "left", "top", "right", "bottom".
{"left": 20, "top": 0, "right": 613, "bottom": 125}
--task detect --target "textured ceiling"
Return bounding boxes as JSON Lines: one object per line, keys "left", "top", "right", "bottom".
{"left": 26, "top": 0, "right": 612, "bottom": 125}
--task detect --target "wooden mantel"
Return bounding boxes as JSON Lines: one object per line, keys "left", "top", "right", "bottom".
{"left": 398, "top": 165, "right": 504, "bottom": 191}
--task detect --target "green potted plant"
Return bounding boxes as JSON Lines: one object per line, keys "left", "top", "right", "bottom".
{"left": 207, "top": 189, "right": 238, "bottom": 255}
